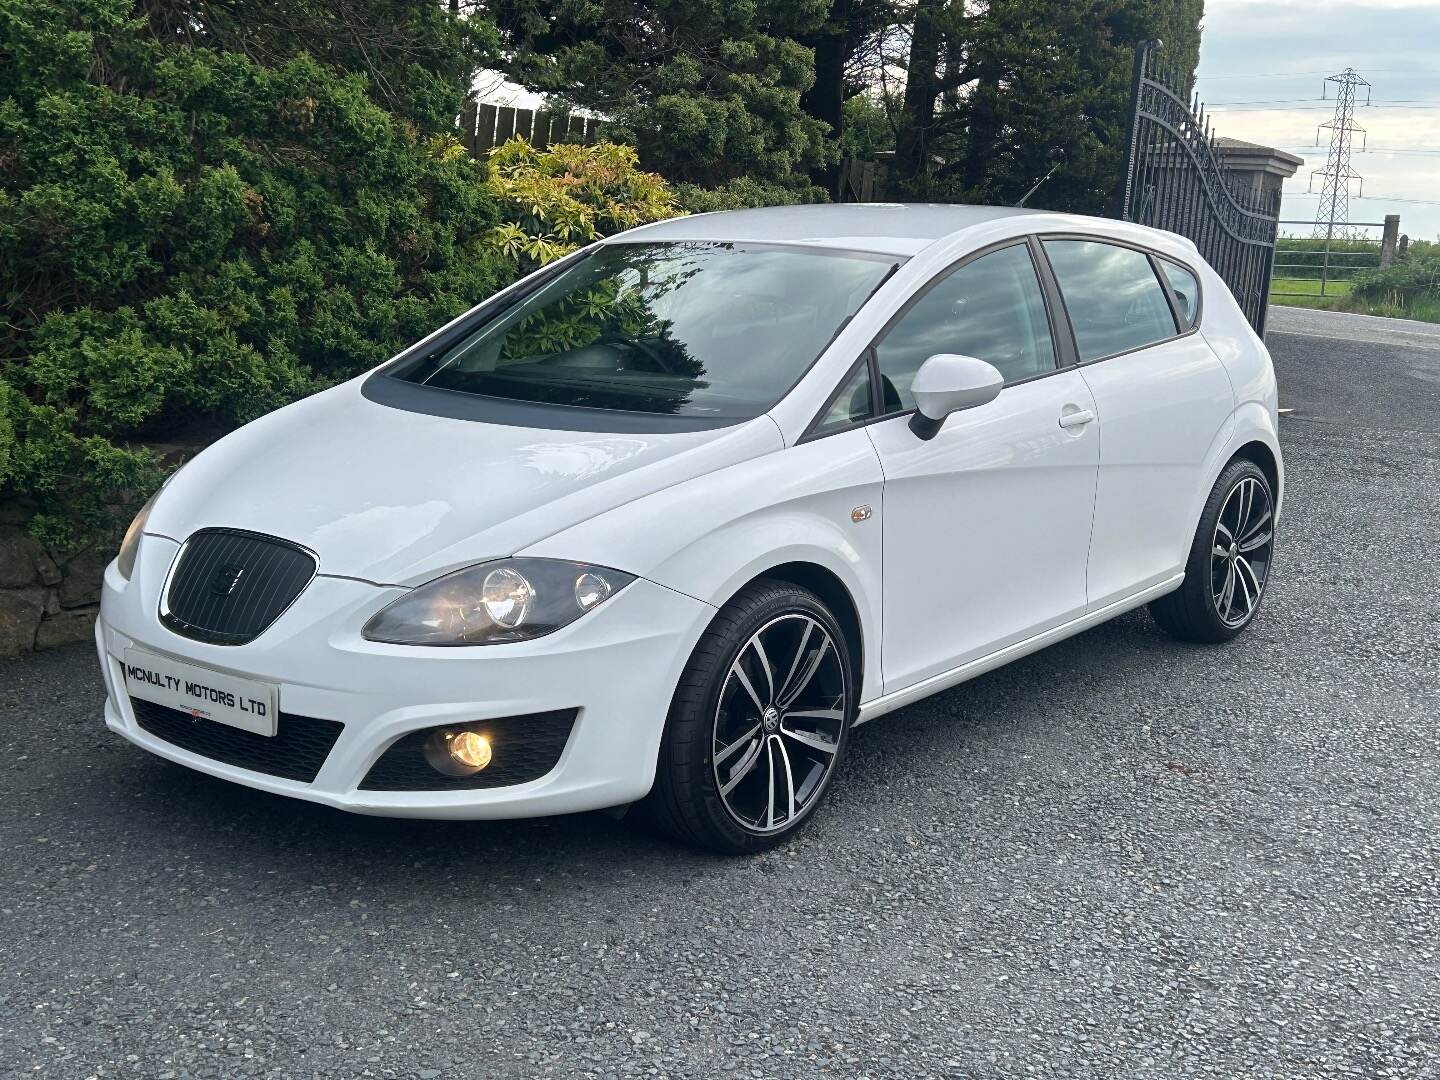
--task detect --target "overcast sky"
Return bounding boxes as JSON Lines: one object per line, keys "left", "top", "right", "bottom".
{"left": 1197, "top": 0, "right": 1440, "bottom": 240}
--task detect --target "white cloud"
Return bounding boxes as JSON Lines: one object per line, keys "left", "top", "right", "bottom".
{"left": 1209, "top": 0, "right": 1440, "bottom": 7}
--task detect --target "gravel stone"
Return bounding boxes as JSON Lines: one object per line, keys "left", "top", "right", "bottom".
{"left": 1, "top": 307, "right": 1436, "bottom": 1078}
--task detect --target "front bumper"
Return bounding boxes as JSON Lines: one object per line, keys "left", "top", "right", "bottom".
{"left": 97, "top": 535, "right": 714, "bottom": 819}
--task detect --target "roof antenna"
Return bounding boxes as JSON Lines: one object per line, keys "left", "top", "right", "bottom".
{"left": 1016, "top": 148, "right": 1066, "bottom": 207}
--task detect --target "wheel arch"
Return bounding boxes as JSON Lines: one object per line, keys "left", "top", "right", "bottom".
{"left": 722, "top": 560, "right": 867, "bottom": 705}
{"left": 1230, "top": 439, "right": 1281, "bottom": 506}
{"left": 1189, "top": 402, "right": 1284, "bottom": 534}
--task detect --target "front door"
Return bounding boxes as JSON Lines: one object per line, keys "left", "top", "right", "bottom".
{"left": 863, "top": 242, "right": 1100, "bottom": 695}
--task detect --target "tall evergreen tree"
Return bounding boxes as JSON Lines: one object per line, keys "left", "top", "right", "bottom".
{"left": 483, "top": 0, "right": 834, "bottom": 191}
{"left": 890, "top": 0, "right": 1204, "bottom": 213}
{"left": 796, "top": 0, "right": 897, "bottom": 196}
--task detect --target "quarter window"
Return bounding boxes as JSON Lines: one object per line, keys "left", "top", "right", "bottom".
{"left": 1159, "top": 260, "right": 1201, "bottom": 327}
{"left": 873, "top": 244, "right": 1057, "bottom": 412}
{"left": 814, "top": 361, "right": 874, "bottom": 433}
{"left": 1043, "top": 240, "right": 1179, "bottom": 361}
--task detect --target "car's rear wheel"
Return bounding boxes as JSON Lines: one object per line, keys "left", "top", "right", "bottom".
{"left": 644, "top": 579, "right": 855, "bottom": 854}
{"left": 1150, "top": 458, "right": 1276, "bottom": 643}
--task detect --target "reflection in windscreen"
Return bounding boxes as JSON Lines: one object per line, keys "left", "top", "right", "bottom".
{"left": 403, "top": 242, "right": 898, "bottom": 417}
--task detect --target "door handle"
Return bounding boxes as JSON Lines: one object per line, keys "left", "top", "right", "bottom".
{"left": 1058, "top": 407, "right": 1096, "bottom": 430}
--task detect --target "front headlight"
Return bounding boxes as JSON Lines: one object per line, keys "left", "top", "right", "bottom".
{"left": 115, "top": 491, "right": 159, "bottom": 582}
{"left": 362, "top": 558, "right": 636, "bottom": 646}
{"left": 116, "top": 463, "right": 188, "bottom": 582}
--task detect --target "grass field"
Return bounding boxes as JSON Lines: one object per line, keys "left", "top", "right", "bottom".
{"left": 1268, "top": 277, "right": 1440, "bottom": 322}
{"left": 1269, "top": 277, "right": 1354, "bottom": 299}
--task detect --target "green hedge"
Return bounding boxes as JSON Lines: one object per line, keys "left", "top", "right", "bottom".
{"left": 0, "top": 0, "right": 509, "bottom": 553}
{"left": 1273, "top": 237, "right": 1384, "bottom": 282}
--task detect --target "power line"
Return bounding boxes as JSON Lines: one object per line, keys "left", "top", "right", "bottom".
{"left": 1205, "top": 97, "right": 1326, "bottom": 106}
{"left": 1209, "top": 105, "right": 1357, "bottom": 112}
{"left": 1195, "top": 67, "right": 1430, "bottom": 79}
{"left": 1196, "top": 69, "right": 1341, "bottom": 80}
{"left": 1286, "top": 193, "right": 1440, "bottom": 206}
{"left": 1207, "top": 103, "right": 1440, "bottom": 113}
{"left": 1272, "top": 144, "right": 1440, "bottom": 155}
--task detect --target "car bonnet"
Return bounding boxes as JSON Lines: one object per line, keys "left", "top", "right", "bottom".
{"left": 144, "top": 379, "right": 784, "bottom": 586}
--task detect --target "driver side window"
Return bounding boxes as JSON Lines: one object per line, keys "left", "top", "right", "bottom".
{"left": 873, "top": 243, "right": 1058, "bottom": 413}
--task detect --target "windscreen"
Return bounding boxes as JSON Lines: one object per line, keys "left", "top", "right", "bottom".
{"left": 396, "top": 241, "right": 898, "bottom": 418}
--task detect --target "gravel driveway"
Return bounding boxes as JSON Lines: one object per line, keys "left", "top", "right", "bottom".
{"left": 3, "top": 307, "right": 1437, "bottom": 1079}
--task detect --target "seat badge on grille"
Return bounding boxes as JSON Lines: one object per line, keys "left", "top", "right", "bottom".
{"left": 209, "top": 562, "right": 246, "bottom": 597}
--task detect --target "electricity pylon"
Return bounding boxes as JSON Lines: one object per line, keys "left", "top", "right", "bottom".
{"left": 1310, "top": 68, "right": 1370, "bottom": 241}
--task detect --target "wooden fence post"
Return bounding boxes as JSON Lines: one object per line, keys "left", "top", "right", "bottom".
{"left": 513, "top": 108, "right": 534, "bottom": 144}
{"left": 458, "top": 99, "right": 478, "bottom": 156}
{"left": 494, "top": 105, "right": 516, "bottom": 145}
{"left": 475, "top": 104, "right": 497, "bottom": 153}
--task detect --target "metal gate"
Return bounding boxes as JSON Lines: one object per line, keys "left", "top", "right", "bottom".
{"left": 1120, "top": 41, "right": 1280, "bottom": 335}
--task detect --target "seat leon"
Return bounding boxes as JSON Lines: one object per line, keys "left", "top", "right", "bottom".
{"left": 98, "top": 204, "right": 1282, "bottom": 853}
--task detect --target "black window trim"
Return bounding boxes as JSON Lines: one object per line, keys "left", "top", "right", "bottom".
{"left": 803, "top": 351, "right": 880, "bottom": 441}
{"left": 363, "top": 240, "right": 904, "bottom": 434}
{"left": 800, "top": 236, "right": 1068, "bottom": 442}
{"left": 1034, "top": 233, "right": 1204, "bottom": 369}
{"left": 1152, "top": 252, "right": 1205, "bottom": 330}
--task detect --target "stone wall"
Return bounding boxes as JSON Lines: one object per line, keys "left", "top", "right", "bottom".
{"left": 0, "top": 516, "right": 108, "bottom": 657}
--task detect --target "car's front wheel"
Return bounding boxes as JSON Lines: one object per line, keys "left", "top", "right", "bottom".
{"left": 1150, "top": 457, "right": 1276, "bottom": 642}
{"left": 645, "top": 579, "right": 855, "bottom": 854}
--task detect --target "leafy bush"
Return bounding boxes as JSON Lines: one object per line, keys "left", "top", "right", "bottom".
{"left": 673, "top": 177, "right": 825, "bottom": 213}
{"left": 838, "top": 94, "right": 898, "bottom": 161}
{"left": 483, "top": 138, "right": 679, "bottom": 270}
{"left": 1350, "top": 247, "right": 1440, "bottom": 307}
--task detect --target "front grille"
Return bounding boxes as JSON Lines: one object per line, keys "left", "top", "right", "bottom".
{"left": 131, "top": 697, "right": 343, "bottom": 783}
{"left": 162, "top": 528, "right": 316, "bottom": 646}
{"left": 360, "top": 709, "right": 578, "bottom": 791}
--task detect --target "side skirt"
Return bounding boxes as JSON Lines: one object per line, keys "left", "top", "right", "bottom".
{"left": 854, "top": 574, "right": 1185, "bottom": 726}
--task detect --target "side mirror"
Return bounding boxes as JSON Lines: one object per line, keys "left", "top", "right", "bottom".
{"left": 908, "top": 353, "right": 1005, "bottom": 439}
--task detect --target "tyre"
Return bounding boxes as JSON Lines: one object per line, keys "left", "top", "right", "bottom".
{"left": 1150, "top": 458, "right": 1276, "bottom": 643}
{"left": 644, "top": 579, "right": 856, "bottom": 854}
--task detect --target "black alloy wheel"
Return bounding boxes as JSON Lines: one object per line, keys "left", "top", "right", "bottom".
{"left": 1151, "top": 457, "right": 1276, "bottom": 643}
{"left": 643, "top": 580, "right": 856, "bottom": 854}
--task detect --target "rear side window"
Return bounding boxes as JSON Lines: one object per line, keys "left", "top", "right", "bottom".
{"left": 1159, "top": 260, "right": 1201, "bottom": 327}
{"left": 1043, "top": 240, "right": 1178, "bottom": 361}
{"left": 873, "top": 243, "right": 1057, "bottom": 411}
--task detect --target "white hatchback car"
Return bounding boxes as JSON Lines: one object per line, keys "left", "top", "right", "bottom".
{"left": 98, "top": 204, "right": 1281, "bottom": 853}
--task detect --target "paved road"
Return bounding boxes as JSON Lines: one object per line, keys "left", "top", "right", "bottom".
{"left": 1267, "top": 305, "right": 1440, "bottom": 433}
{"left": 3, "top": 309, "right": 1438, "bottom": 1079}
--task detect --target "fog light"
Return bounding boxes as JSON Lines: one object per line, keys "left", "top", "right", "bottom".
{"left": 449, "top": 731, "right": 492, "bottom": 769}
{"left": 424, "top": 728, "right": 493, "bottom": 776}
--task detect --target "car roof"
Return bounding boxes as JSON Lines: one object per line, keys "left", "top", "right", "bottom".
{"left": 613, "top": 203, "right": 1046, "bottom": 257}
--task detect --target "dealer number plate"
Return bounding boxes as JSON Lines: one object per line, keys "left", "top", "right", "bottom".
{"left": 122, "top": 649, "right": 278, "bottom": 737}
